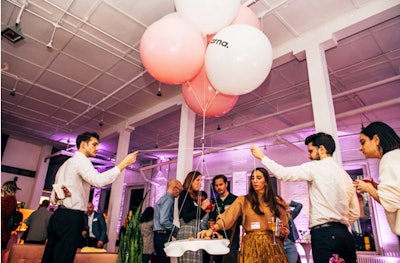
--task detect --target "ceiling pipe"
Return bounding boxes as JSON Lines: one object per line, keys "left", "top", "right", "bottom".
{"left": 157, "top": 74, "right": 400, "bottom": 150}
{"left": 275, "top": 134, "right": 307, "bottom": 158}
{"left": 258, "top": 0, "right": 292, "bottom": 18}
{"left": 141, "top": 97, "right": 400, "bottom": 170}
{"left": 43, "top": 0, "right": 144, "bottom": 52}
{"left": 65, "top": 71, "right": 146, "bottom": 126}
{"left": 139, "top": 170, "right": 160, "bottom": 186}
{"left": 243, "top": 0, "right": 259, "bottom": 7}
{"left": 15, "top": 1, "right": 28, "bottom": 25}
{"left": 4, "top": 0, "right": 142, "bottom": 68}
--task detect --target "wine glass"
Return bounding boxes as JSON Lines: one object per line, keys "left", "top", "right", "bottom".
{"left": 268, "top": 217, "right": 277, "bottom": 245}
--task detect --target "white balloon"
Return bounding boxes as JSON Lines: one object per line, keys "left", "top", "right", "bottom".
{"left": 205, "top": 24, "right": 273, "bottom": 95}
{"left": 174, "top": 0, "right": 240, "bottom": 35}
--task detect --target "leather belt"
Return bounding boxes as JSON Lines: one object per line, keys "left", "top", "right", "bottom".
{"left": 311, "top": 222, "right": 345, "bottom": 231}
{"left": 154, "top": 230, "right": 171, "bottom": 235}
{"left": 58, "top": 205, "right": 85, "bottom": 214}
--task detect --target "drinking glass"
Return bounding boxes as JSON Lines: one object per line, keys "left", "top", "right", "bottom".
{"left": 268, "top": 217, "right": 277, "bottom": 245}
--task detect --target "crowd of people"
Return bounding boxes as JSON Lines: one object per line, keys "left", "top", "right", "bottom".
{"left": 1, "top": 121, "right": 399, "bottom": 263}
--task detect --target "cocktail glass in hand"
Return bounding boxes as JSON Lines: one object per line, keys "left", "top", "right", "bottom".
{"left": 268, "top": 217, "right": 278, "bottom": 245}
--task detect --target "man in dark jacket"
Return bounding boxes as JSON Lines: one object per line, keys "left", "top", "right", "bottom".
{"left": 209, "top": 175, "right": 240, "bottom": 263}
{"left": 81, "top": 202, "right": 108, "bottom": 248}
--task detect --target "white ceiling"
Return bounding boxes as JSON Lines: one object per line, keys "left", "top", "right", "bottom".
{"left": 1, "top": 0, "right": 400, "bottom": 164}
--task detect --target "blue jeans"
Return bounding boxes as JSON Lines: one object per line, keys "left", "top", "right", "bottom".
{"left": 283, "top": 239, "right": 300, "bottom": 263}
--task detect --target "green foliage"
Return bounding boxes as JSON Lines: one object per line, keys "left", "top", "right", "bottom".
{"left": 118, "top": 193, "right": 147, "bottom": 263}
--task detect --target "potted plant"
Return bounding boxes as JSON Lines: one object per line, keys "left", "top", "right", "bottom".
{"left": 118, "top": 193, "right": 147, "bottom": 263}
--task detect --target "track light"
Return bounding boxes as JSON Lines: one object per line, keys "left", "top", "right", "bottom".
{"left": 99, "top": 110, "right": 104, "bottom": 127}
{"left": 10, "top": 78, "right": 19, "bottom": 97}
{"left": 157, "top": 82, "right": 162, "bottom": 96}
{"left": 217, "top": 124, "right": 221, "bottom": 130}
{"left": 155, "top": 134, "right": 159, "bottom": 148}
{"left": 46, "top": 23, "right": 58, "bottom": 49}
{"left": 1, "top": 2, "right": 27, "bottom": 43}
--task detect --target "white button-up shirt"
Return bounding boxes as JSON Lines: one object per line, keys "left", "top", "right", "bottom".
{"left": 50, "top": 151, "right": 120, "bottom": 211}
{"left": 260, "top": 156, "right": 360, "bottom": 228}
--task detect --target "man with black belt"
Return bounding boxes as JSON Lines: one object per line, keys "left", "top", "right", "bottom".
{"left": 81, "top": 202, "right": 108, "bottom": 248}
{"left": 42, "top": 132, "right": 138, "bottom": 263}
{"left": 251, "top": 132, "right": 360, "bottom": 263}
{"left": 153, "top": 179, "right": 183, "bottom": 263}
{"left": 209, "top": 174, "right": 240, "bottom": 263}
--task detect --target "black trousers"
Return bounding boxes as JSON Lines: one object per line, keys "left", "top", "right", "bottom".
{"left": 153, "top": 232, "right": 170, "bottom": 263}
{"left": 311, "top": 223, "right": 357, "bottom": 263}
{"left": 41, "top": 207, "right": 84, "bottom": 263}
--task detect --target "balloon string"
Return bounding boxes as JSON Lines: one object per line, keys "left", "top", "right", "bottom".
{"left": 188, "top": 82, "right": 203, "bottom": 114}
{"left": 202, "top": 73, "right": 218, "bottom": 113}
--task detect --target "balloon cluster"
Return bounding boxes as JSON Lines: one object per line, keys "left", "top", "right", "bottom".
{"left": 140, "top": 0, "right": 273, "bottom": 118}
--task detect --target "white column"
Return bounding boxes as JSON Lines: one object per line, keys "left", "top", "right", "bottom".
{"left": 173, "top": 103, "right": 196, "bottom": 239}
{"left": 305, "top": 44, "right": 342, "bottom": 164}
{"left": 106, "top": 128, "right": 131, "bottom": 252}
{"left": 28, "top": 144, "right": 52, "bottom": 208}
{"left": 176, "top": 103, "right": 196, "bottom": 182}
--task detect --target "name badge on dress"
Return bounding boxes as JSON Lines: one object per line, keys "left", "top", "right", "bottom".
{"left": 250, "top": 222, "right": 260, "bottom": 230}
{"left": 93, "top": 218, "right": 98, "bottom": 222}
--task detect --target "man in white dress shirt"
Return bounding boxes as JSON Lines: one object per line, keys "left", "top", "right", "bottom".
{"left": 251, "top": 132, "right": 360, "bottom": 263}
{"left": 42, "top": 132, "right": 138, "bottom": 263}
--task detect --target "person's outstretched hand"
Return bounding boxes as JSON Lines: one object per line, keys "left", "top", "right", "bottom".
{"left": 250, "top": 146, "right": 265, "bottom": 160}
{"left": 118, "top": 151, "right": 139, "bottom": 171}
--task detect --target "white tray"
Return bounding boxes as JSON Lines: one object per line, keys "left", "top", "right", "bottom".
{"left": 164, "top": 238, "right": 230, "bottom": 257}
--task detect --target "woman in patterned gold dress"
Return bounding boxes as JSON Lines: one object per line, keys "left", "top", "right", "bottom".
{"left": 198, "top": 167, "right": 289, "bottom": 263}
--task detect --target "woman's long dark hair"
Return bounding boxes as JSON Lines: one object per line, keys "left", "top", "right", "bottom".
{"left": 246, "top": 167, "right": 281, "bottom": 218}
{"left": 361, "top": 121, "right": 400, "bottom": 155}
{"left": 140, "top": 206, "right": 154, "bottom": 223}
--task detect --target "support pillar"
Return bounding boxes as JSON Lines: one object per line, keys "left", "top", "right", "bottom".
{"left": 106, "top": 128, "right": 132, "bottom": 252}
{"left": 305, "top": 44, "right": 342, "bottom": 164}
{"left": 28, "top": 145, "right": 52, "bottom": 208}
{"left": 176, "top": 103, "right": 196, "bottom": 182}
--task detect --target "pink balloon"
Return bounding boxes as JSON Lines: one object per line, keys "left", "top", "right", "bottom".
{"left": 231, "top": 5, "right": 261, "bottom": 29}
{"left": 206, "top": 33, "right": 215, "bottom": 44}
{"left": 182, "top": 66, "right": 238, "bottom": 118}
{"left": 206, "top": 6, "right": 260, "bottom": 44}
{"left": 140, "top": 17, "right": 206, "bottom": 84}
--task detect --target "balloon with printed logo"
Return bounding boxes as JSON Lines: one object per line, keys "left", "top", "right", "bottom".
{"left": 174, "top": 0, "right": 241, "bottom": 34}
{"left": 182, "top": 66, "right": 239, "bottom": 118}
{"left": 140, "top": 16, "right": 205, "bottom": 84}
{"left": 205, "top": 24, "right": 273, "bottom": 95}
